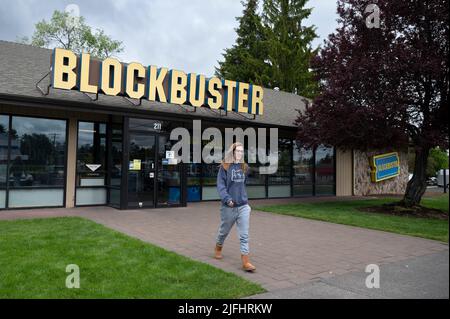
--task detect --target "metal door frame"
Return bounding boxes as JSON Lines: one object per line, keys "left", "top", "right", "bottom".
{"left": 121, "top": 117, "right": 185, "bottom": 209}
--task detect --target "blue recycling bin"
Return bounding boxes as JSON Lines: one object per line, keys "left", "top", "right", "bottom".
{"left": 187, "top": 186, "right": 201, "bottom": 202}
{"left": 168, "top": 187, "right": 180, "bottom": 203}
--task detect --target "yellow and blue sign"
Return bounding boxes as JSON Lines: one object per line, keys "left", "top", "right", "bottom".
{"left": 370, "top": 152, "right": 400, "bottom": 182}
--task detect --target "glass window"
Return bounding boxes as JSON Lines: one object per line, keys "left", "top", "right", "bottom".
{"left": 246, "top": 163, "right": 266, "bottom": 199}
{"left": 108, "top": 123, "right": 122, "bottom": 208}
{"left": 242, "top": 137, "right": 267, "bottom": 198}
{"left": 200, "top": 132, "right": 223, "bottom": 201}
{"left": 201, "top": 164, "right": 221, "bottom": 200}
{"left": 315, "top": 145, "right": 335, "bottom": 195}
{"left": 187, "top": 163, "right": 201, "bottom": 186}
{"left": 187, "top": 163, "right": 201, "bottom": 202}
{"left": 0, "top": 116, "right": 67, "bottom": 209}
{"left": 156, "top": 135, "right": 181, "bottom": 206}
{"left": 76, "top": 121, "right": 107, "bottom": 206}
{"left": 202, "top": 164, "right": 220, "bottom": 187}
{"left": 9, "top": 116, "right": 66, "bottom": 188}
{"left": 8, "top": 189, "right": 65, "bottom": 208}
{"left": 268, "top": 138, "right": 291, "bottom": 198}
{"left": 76, "top": 122, "right": 106, "bottom": 187}
{"left": 127, "top": 131, "right": 156, "bottom": 208}
{"left": 76, "top": 188, "right": 107, "bottom": 205}
{"left": 109, "top": 188, "right": 121, "bottom": 207}
{"left": 110, "top": 123, "right": 123, "bottom": 187}
{"left": 244, "top": 141, "right": 265, "bottom": 184}
{"left": 0, "top": 115, "right": 8, "bottom": 208}
{"left": 247, "top": 165, "right": 266, "bottom": 185}
{"left": 293, "top": 141, "right": 314, "bottom": 196}
{"left": 202, "top": 186, "right": 221, "bottom": 200}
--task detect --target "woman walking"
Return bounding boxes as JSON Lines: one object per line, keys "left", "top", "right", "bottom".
{"left": 214, "top": 142, "right": 256, "bottom": 272}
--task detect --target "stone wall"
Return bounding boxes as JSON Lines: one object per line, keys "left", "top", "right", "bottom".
{"left": 353, "top": 148, "right": 409, "bottom": 196}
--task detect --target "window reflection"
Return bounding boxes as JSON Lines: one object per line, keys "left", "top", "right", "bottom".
{"left": 76, "top": 121, "right": 107, "bottom": 206}
{"left": 157, "top": 135, "right": 181, "bottom": 205}
{"left": 293, "top": 141, "right": 314, "bottom": 196}
{"left": 0, "top": 116, "right": 8, "bottom": 208}
{"left": 76, "top": 122, "right": 106, "bottom": 187}
{"left": 268, "top": 138, "right": 291, "bottom": 198}
{"left": 110, "top": 124, "right": 123, "bottom": 187}
{"left": 268, "top": 138, "right": 291, "bottom": 185}
{"left": 9, "top": 116, "right": 66, "bottom": 187}
{"left": 315, "top": 145, "right": 335, "bottom": 195}
{"left": 187, "top": 163, "right": 201, "bottom": 202}
{"left": 202, "top": 164, "right": 220, "bottom": 186}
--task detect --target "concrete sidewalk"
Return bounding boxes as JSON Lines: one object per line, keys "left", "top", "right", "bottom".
{"left": 247, "top": 250, "right": 449, "bottom": 299}
{"left": 1, "top": 198, "right": 448, "bottom": 296}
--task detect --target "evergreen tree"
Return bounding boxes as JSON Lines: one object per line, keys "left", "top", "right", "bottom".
{"left": 215, "top": 0, "right": 269, "bottom": 85}
{"left": 262, "top": 0, "right": 318, "bottom": 97}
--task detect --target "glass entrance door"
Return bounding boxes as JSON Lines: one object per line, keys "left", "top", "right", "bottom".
{"left": 126, "top": 126, "right": 184, "bottom": 209}
{"left": 127, "top": 132, "right": 156, "bottom": 208}
{"left": 156, "top": 135, "right": 182, "bottom": 207}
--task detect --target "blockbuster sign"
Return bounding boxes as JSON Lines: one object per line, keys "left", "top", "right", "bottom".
{"left": 50, "top": 48, "right": 264, "bottom": 115}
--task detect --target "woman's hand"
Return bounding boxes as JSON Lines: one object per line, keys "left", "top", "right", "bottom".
{"left": 227, "top": 200, "right": 235, "bottom": 207}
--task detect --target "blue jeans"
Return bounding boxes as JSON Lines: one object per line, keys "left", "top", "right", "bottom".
{"left": 216, "top": 203, "right": 251, "bottom": 255}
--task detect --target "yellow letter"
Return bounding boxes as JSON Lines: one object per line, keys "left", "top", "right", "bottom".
{"left": 146, "top": 66, "right": 167, "bottom": 102}
{"left": 206, "top": 77, "right": 222, "bottom": 109}
{"left": 250, "top": 85, "right": 264, "bottom": 115}
{"left": 168, "top": 69, "right": 187, "bottom": 105}
{"left": 222, "top": 79, "right": 236, "bottom": 112}
{"left": 187, "top": 73, "right": 206, "bottom": 107}
{"left": 99, "top": 57, "right": 122, "bottom": 96}
{"left": 78, "top": 53, "right": 97, "bottom": 94}
{"left": 125, "top": 62, "right": 145, "bottom": 99}
{"left": 236, "top": 82, "right": 249, "bottom": 113}
{"left": 52, "top": 48, "right": 77, "bottom": 90}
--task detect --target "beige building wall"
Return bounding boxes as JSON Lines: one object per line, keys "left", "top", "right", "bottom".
{"left": 65, "top": 118, "right": 77, "bottom": 207}
{"left": 335, "top": 148, "right": 353, "bottom": 196}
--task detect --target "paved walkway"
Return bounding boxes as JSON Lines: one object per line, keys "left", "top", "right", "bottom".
{"left": 247, "top": 250, "right": 449, "bottom": 298}
{"left": 1, "top": 198, "right": 448, "bottom": 293}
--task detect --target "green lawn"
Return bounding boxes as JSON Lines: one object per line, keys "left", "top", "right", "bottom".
{"left": 421, "top": 194, "right": 450, "bottom": 212}
{"left": 0, "top": 217, "right": 264, "bottom": 299}
{"left": 254, "top": 194, "right": 449, "bottom": 242}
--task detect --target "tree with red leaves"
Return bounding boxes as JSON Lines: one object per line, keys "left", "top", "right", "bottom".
{"left": 295, "top": 0, "right": 448, "bottom": 207}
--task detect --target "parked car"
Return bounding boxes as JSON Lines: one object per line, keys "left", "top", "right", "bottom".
{"left": 427, "top": 176, "right": 438, "bottom": 186}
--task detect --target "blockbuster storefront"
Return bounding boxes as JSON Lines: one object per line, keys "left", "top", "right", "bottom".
{"left": 1, "top": 40, "right": 406, "bottom": 211}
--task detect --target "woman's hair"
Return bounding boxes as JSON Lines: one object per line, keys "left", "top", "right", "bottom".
{"left": 221, "top": 142, "right": 248, "bottom": 172}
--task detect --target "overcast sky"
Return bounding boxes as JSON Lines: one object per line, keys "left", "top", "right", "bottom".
{"left": 0, "top": 0, "right": 339, "bottom": 76}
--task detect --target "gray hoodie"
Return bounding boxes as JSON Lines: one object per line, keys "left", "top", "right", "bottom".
{"left": 217, "top": 163, "right": 249, "bottom": 207}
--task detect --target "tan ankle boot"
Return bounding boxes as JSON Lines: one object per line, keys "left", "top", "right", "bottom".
{"left": 241, "top": 254, "right": 256, "bottom": 272}
{"left": 214, "top": 244, "right": 223, "bottom": 259}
